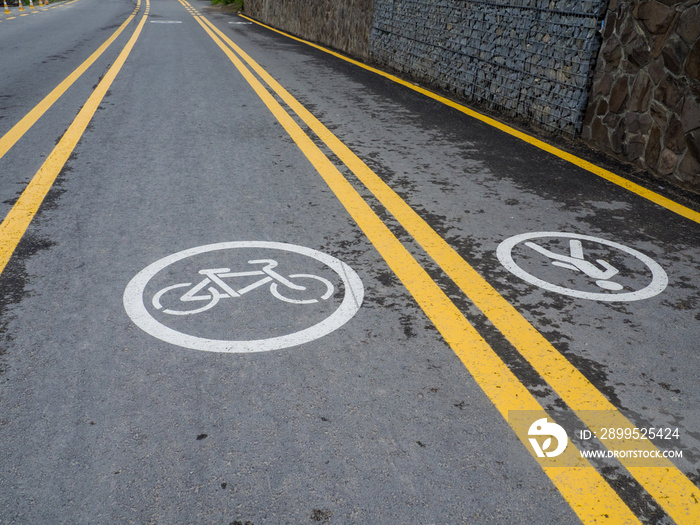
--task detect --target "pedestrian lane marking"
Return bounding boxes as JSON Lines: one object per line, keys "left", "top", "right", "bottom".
{"left": 497, "top": 232, "right": 668, "bottom": 302}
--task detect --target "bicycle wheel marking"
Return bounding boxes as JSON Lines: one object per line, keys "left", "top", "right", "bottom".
{"left": 123, "top": 241, "right": 364, "bottom": 353}
{"left": 497, "top": 232, "right": 668, "bottom": 302}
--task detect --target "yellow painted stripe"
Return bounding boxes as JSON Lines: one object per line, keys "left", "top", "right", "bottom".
{"left": 0, "top": 7, "right": 138, "bottom": 161}
{"left": 185, "top": 6, "right": 640, "bottom": 523}
{"left": 238, "top": 14, "right": 700, "bottom": 226}
{"left": 201, "top": 13, "right": 700, "bottom": 523}
{"left": 0, "top": 8, "right": 148, "bottom": 275}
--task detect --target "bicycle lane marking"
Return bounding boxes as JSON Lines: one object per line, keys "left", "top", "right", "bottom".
{"left": 196, "top": 12, "right": 700, "bottom": 524}
{"left": 238, "top": 14, "right": 700, "bottom": 227}
{"left": 0, "top": 0, "right": 140, "bottom": 161}
{"left": 123, "top": 241, "right": 364, "bottom": 353}
{"left": 0, "top": 1, "right": 150, "bottom": 276}
{"left": 180, "top": 4, "right": 642, "bottom": 523}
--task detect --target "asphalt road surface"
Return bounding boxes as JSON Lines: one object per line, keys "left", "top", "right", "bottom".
{"left": 1, "top": 0, "right": 699, "bottom": 523}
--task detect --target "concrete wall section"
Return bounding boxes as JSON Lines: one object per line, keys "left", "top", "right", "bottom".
{"left": 370, "top": 0, "right": 608, "bottom": 134}
{"left": 582, "top": 0, "right": 700, "bottom": 191}
{"left": 244, "top": 0, "right": 374, "bottom": 60}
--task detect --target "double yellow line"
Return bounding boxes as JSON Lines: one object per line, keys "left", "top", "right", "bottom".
{"left": 239, "top": 15, "right": 700, "bottom": 227}
{"left": 180, "top": 3, "right": 699, "bottom": 523}
{"left": 0, "top": 0, "right": 150, "bottom": 274}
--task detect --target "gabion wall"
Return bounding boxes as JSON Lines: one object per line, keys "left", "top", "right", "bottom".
{"left": 370, "top": 0, "right": 609, "bottom": 134}
{"left": 245, "top": 0, "right": 374, "bottom": 60}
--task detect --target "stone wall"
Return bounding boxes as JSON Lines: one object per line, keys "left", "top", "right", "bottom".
{"left": 370, "top": 0, "right": 609, "bottom": 134}
{"left": 243, "top": 0, "right": 607, "bottom": 134}
{"left": 244, "top": 0, "right": 374, "bottom": 60}
{"left": 582, "top": 1, "right": 700, "bottom": 190}
{"left": 242, "top": 0, "right": 699, "bottom": 190}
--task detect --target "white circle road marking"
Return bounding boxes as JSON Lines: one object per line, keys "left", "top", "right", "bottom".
{"left": 496, "top": 232, "right": 668, "bottom": 302}
{"left": 123, "top": 241, "right": 364, "bottom": 353}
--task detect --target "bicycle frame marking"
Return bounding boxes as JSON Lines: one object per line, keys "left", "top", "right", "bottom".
{"left": 151, "top": 259, "right": 334, "bottom": 315}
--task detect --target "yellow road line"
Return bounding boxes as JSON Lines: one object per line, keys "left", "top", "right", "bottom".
{"left": 183, "top": 4, "right": 642, "bottom": 523}
{"left": 0, "top": 3, "right": 140, "bottom": 161}
{"left": 0, "top": 5, "right": 148, "bottom": 275}
{"left": 197, "top": 10, "right": 699, "bottom": 523}
{"left": 239, "top": 14, "right": 700, "bottom": 226}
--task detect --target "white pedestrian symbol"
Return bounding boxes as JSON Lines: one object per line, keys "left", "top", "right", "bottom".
{"left": 523, "top": 239, "right": 623, "bottom": 291}
{"left": 497, "top": 232, "right": 668, "bottom": 302}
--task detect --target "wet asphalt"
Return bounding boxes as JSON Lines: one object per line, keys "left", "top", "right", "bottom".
{"left": 0, "top": 0, "right": 698, "bottom": 523}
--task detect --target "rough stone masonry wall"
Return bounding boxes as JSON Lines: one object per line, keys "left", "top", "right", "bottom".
{"left": 370, "top": 0, "right": 609, "bottom": 134}
{"left": 582, "top": 1, "right": 700, "bottom": 191}
{"left": 244, "top": 0, "right": 374, "bottom": 60}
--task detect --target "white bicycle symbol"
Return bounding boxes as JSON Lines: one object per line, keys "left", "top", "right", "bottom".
{"left": 152, "top": 259, "right": 334, "bottom": 315}
{"left": 123, "top": 241, "right": 364, "bottom": 353}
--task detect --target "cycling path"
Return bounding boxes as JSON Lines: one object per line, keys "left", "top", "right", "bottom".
{"left": 0, "top": 0, "right": 698, "bottom": 523}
